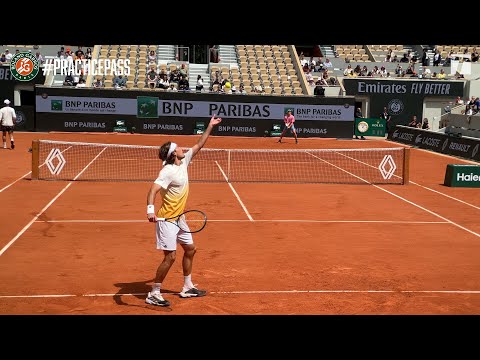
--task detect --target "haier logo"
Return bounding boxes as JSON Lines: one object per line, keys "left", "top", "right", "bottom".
{"left": 457, "top": 173, "right": 480, "bottom": 182}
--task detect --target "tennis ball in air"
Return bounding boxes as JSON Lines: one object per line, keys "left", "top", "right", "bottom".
{"left": 225, "top": 82, "right": 231, "bottom": 88}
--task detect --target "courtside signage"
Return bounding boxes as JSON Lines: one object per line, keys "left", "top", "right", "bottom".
{"left": 444, "top": 164, "right": 480, "bottom": 187}
{"left": 36, "top": 96, "right": 354, "bottom": 121}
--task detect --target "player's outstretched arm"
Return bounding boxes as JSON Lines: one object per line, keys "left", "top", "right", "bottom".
{"left": 190, "top": 114, "right": 222, "bottom": 157}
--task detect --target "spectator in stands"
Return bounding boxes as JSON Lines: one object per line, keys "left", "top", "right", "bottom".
{"left": 392, "top": 55, "right": 398, "bottom": 62}
{"left": 360, "top": 66, "right": 368, "bottom": 76}
{"left": 462, "top": 48, "right": 471, "bottom": 62}
{"left": 57, "top": 46, "right": 65, "bottom": 58}
{"left": 114, "top": 74, "right": 127, "bottom": 89}
{"left": 147, "top": 67, "right": 158, "bottom": 89}
{"left": 148, "top": 50, "right": 156, "bottom": 64}
{"left": 210, "top": 45, "right": 219, "bottom": 63}
{"left": 93, "top": 78, "right": 103, "bottom": 88}
{"left": 343, "top": 64, "right": 353, "bottom": 76}
{"left": 400, "top": 53, "right": 409, "bottom": 63}
{"left": 178, "top": 75, "right": 190, "bottom": 91}
{"left": 314, "top": 84, "right": 325, "bottom": 97}
{"left": 437, "top": 68, "right": 446, "bottom": 79}
{"left": 167, "top": 83, "right": 178, "bottom": 92}
{"left": 408, "top": 115, "right": 418, "bottom": 127}
{"left": 324, "top": 58, "right": 333, "bottom": 68}
{"left": 379, "top": 66, "right": 387, "bottom": 77}
{"left": 238, "top": 84, "right": 247, "bottom": 94}
{"left": 433, "top": 50, "right": 441, "bottom": 66}
{"left": 169, "top": 69, "right": 181, "bottom": 85}
{"left": 63, "top": 74, "right": 75, "bottom": 86}
{"left": 179, "top": 64, "right": 188, "bottom": 77}
{"left": 4, "top": 49, "right": 12, "bottom": 61}
{"left": 299, "top": 53, "right": 308, "bottom": 67}
{"left": 0, "top": 53, "right": 6, "bottom": 64}
{"left": 422, "top": 118, "right": 430, "bottom": 130}
{"left": 302, "top": 62, "right": 309, "bottom": 73}
{"left": 75, "top": 47, "right": 84, "bottom": 59}
{"left": 85, "top": 48, "right": 92, "bottom": 60}
{"left": 309, "top": 56, "right": 316, "bottom": 72}
{"left": 474, "top": 97, "right": 480, "bottom": 113}
{"left": 76, "top": 78, "right": 87, "bottom": 88}
{"left": 472, "top": 48, "right": 479, "bottom": 62}
{"left": 455, "top": 96, "right": 464, "bottom": 105}
{"left": 454, "top": 71, "right": 465, "bottom": 79}
{"left": 195, "top": 75, "right": 204, "bottom": 92}
{"left": 305, "top": 70, "right": 315, "bottom": 86}
{"left": 35, "top": 51, "right": 44, "bottom": 65}
{"left": 421, "top": 49, "right": 429, "bottom": 66}
{"left": 157, "top": 73, "right": 169, "bottom": 89}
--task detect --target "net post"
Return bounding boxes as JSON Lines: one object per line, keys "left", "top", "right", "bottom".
{"left": 31, "top": 140, "right": 40, "bottom": 180}
{"left": 402, "top": 147, "right": 410, "bottom": 185}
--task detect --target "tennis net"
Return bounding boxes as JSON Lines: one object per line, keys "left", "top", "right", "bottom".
{"left": 31, "top": 140, "right": 409, "bottom": 184}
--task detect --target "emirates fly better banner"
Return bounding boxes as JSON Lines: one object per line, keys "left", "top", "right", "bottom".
{"left": 35, "top": 95, "right": 354, "bottom": 121}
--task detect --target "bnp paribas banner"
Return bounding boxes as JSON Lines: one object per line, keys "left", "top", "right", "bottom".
{"left": 35, "top": 95, "right": 354, "bottom": 121}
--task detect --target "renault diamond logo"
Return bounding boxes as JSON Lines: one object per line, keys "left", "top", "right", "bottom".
{"left": 45, "top": 148, "right": 66, "bottom": 175}
{"left": 379, "top": 155, "right": 397, "bottom": 180}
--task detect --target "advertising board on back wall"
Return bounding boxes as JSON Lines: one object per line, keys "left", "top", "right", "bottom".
{"left": 34, "top": 86, "right": 356, "bottom": 138}
{"left": 343, "top": 78, "right": 465, "bottom": 129}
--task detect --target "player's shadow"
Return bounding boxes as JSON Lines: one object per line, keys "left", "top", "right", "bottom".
{"left": 113, "top": 279, "right": 177, "bottom": 312}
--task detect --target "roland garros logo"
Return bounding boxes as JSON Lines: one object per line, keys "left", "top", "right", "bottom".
{"left": 10, "top": 51, "right": 40, "bottom": 81}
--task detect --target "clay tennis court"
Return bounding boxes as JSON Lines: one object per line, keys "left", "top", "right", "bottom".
{"left": 1, "top": 131, "right": 479, "bottom": 315}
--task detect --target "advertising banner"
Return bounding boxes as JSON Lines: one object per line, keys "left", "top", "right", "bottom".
{"left": 343, "top": 78, "right": 465, "bottom": 128}
{"left": 36, "top": 95, "right": 354, "bottom": 121}
{"left": 388, "top": 125, "right": 480, "bottom": 162}
{"left": 34, "top": 86, "right": 357, "bottom": 138}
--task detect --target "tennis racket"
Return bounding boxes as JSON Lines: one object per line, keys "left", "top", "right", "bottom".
{"left": 155, "top": 210, "right": 207, "bottom": 233}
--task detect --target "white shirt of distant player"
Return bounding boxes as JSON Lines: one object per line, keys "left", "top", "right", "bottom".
{"left": 0, "top": 106, "right": 16, "bottom": 127}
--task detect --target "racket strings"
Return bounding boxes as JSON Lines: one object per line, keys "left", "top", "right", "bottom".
{"left": 181, "top": 211, "right": 206, "bottom": 233}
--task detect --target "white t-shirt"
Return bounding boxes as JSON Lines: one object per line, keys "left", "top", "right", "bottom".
{"left": 154, "top": 150, "right": 193, "bottom": 218}
{"left": 0, "top": 106, "right": 16, "bottom": 126}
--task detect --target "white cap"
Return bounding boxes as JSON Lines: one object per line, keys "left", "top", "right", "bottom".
{"left": 4, "top": 99, "right": 10, "bottom": 105}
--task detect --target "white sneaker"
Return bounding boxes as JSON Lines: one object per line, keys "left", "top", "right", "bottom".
{"left": 145, "top": 291, "right": 170, "bottom": 306}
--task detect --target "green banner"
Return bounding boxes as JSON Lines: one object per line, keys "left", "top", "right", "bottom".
{"left": 444, "top": 164, "right": 480, "bottom": 187}
{"left": 354, "top": 118, "right": 386, "bottom": 137}
{"left": 137, "top": 96, "right": 158, "bottom": 118}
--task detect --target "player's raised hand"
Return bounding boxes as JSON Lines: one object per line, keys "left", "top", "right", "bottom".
{"left": 210, "top": 114, "right": 222, "bottom": 126}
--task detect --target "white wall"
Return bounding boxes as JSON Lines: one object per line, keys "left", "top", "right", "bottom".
{"left": 423, "top": 97, "right": 452, "bottom": 131}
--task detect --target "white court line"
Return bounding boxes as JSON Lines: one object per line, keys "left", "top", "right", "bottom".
{"left": 336, "top": 151, "right": 480, "bottom": 211}
{"left": 2, "top": 289, "right": 480, "bottom": 299}
{"left": 33, "top": 219, "right": 449, "bottom": 224}
{"left": 0, "top": 145, "right": 73, "bottom": 193}
{"left": 306, "top": 152, "right": 480, "bottom": 239}
{"left": 0, "top": 147, "right": 107, "bottom": 257}
{"left": 214, "top": 160, "right": 253, "bottom": 221}
{"left": 0, "top": 171, "right": 32, "bottom": 193}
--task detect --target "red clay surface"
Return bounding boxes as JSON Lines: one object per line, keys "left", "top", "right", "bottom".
{"left": 1, "top": 131, "right": 479, "bottom": 314}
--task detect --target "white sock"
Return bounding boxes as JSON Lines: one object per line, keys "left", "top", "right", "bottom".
{"left": 184, "top": 275, "right": 194, "bottom": 290}
{"left": 151, "top": 282, "right": 161, "bottom": 294}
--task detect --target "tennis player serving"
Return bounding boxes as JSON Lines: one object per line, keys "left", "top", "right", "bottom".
{"left": 145, "top": 114, "right": 222, "bottom": 307}
{"left": 277, "top": 109, "right": 298, "bottom": 144}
